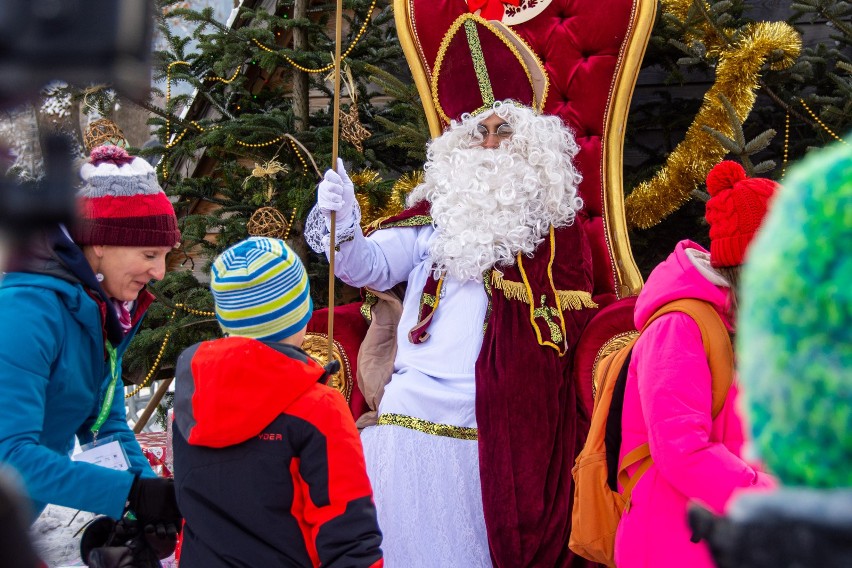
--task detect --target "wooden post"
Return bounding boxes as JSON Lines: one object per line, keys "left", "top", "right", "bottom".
{"left": 132, "top": 378, "right": 174, "bottom": 434}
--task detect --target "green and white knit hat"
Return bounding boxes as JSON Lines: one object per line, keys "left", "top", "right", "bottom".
{"left": 211, "top": 237, "right": 313, "bottom": 342}
{"left": 739, "top": 140, "right": 852, "bottom": 488}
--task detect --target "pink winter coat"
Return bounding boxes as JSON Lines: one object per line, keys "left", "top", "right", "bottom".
{"left": 613, "top": 240, "right": 774, "bottom": 568}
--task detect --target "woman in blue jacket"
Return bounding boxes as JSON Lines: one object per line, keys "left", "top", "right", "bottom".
{"left": 0, "top": 145, "right": 181, "bottom": 530}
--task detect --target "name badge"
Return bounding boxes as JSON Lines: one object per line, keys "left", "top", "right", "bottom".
{"left": 73, "top": 435, "right": 130, "bottom": 471}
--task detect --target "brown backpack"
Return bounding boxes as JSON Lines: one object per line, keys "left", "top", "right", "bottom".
{"left": 568, "top": 299, "right": 734, "bottom": 567}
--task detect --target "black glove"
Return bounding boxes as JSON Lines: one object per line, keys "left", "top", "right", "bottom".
{"left": 81, "top": 516, "right": 165, "bottom": 568}
{"left": 126, "top": 476, "right": 182, "bottom": 529}
{"left": 689, "top": 488, "right": 852, "bottom": 568}
{"left": 85, "top": 546, "right": 137, "bottom": 568}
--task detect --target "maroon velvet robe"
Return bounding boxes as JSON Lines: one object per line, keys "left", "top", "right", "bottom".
{"left": 369, "top": 203, "right": 596, "bottom": 567}
{"left": 476, "top": 219, "right": 595, "bottom": 567}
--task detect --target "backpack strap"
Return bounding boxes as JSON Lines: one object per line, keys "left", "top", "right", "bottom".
{"left": 616, "top": 298, "right": 734, "bottom": 498}
{"left": 620, "top": 443, "right": 652, "bottom": 501}
{"left": 647, "top": 299, "right": 734, "bottom": 418}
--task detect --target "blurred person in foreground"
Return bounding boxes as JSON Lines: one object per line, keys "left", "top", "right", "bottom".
{"left": 306, "top": 14, "right": 596, "bottom": 567}
{"left": 0, "top": 145, "right": 182, "bottom": 562}
{"left": 614, "top": 161, "right": 778, "bottom": 568}
{"left": 172, "top": 237, "right": 383, "bottom": 567}
{"left": 689, "top": 141, "right": 852, "bottom": 567}
{"left": 0, "top": 469, "right": 40, "bottom": 568}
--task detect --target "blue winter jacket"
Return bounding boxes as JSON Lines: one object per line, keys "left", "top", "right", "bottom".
{"left": 0, "top": 229, "right": 156, "bottom": 521}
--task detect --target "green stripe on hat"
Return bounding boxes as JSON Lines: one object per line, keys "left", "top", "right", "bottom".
{"left": 210, "top": 237, "right": 313, "bottom": 341}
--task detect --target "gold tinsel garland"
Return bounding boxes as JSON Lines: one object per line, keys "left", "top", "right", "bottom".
{"left": 350, "top": 169, "right": 416, "bottom": 227}
{"left": 624, "top": 9, "right": 801, "bottom": 229}
{"left": 392, "top": 170, "right": 424, "bottom": 197}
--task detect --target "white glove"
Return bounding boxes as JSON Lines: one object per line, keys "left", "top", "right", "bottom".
{"left": 317, "top": 158, "right": 356, "bottom": 225}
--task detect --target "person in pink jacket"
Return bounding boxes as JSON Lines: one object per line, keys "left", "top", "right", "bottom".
{"left": 614, "top": 161, "right": 778, "bottom": 568}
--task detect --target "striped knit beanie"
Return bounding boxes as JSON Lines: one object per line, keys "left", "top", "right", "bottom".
{"left": 211, "top": 237, "right": 313, "bottom": 342}
{"left": 739, "top": 141, "right": 852, "bottom": 488}
{"left": 71, "top": 145, "right": 180, "bottom": 247}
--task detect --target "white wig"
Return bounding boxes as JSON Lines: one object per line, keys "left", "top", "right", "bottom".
{"left": 407, "top": 101, "right": 584, "bottom": 281}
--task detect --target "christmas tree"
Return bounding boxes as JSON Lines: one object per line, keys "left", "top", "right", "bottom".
{"left": 121, "top": 0, "right": 427, "bottom": 391}
{"left": 104, "top": 0, "right": 850, "bottom": 420}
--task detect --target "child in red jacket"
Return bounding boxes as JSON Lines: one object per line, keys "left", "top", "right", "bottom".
{"left": 172, "top": 236, "right": 383, "bottom": 567}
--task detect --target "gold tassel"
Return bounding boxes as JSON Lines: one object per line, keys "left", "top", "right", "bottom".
{"left": 493, "top": 275, "right": 529, "bottom": 302}
{"left": 558, "top": 290, "right": 599, "bottom": 310}
{"left": 490, "top": 272, "right": 597, "bottom": 310}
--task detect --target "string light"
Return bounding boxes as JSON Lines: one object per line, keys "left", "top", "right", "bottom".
{"left": 161, "top": 4, "right": 379, "bottom": 173}
{"left": 124, "top": 304, "right": 215, "bottom": 399}
{"left": 206, "top": 66, "right": 242, "bottom": 85}
{"left": 782, "top": 111, "right": 790, "bottom": 179}
{"left": 283, "top": 207, "right": 298, "bottom": 240}
{"left": 251, "top": 0, "right": 377, "bottom": 74}
{"left": 800, "top": 98, "right": 849, "bottom": 145}
{"left": 235, "top": 135, "right": 288, "bottom": 148}
{"left": 289, "top": 138, "right": 309, "bottom": 174}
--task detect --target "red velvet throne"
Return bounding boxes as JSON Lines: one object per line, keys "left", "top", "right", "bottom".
{"left": 306, "top": 0, "right": 656, "bottom": 427}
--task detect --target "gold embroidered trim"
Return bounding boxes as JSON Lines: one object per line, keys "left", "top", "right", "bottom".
{"left": 533, "top": 294, "right": 564, "bottom": 345}
{"left": 418, "top": 276, "right": 443, "bottom": 314}
{"left": 378, "top": 413, "right": 478, "bottom": 440}
{"left": 431, "top": 14, "right": 542, "bottom": 124}
{"left": 464, "top": 19, "right": 495, "bottom": 111}
{"left": 517, "top": 227, "right": 566, "bottom": 353}
{"left": 482, "top": 268, "right": 493, "bottom": 335}
{"left": 360, "top": 291, "right": 379, "bottom": 322}
{"left": 559, "top": 290, "right": 599, "bottom": 310}
{"left": 368, "top": 214, "right": 432, "bottom": 232}
{"left": 591, "top": 331, "right": 639, "bottom": 400}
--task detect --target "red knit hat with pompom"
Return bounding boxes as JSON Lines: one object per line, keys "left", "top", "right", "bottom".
{"left": 71, "top": 145, "right": 180, "bottom": 247}
{"left": 704, "top": 160, "right": 779, "bottom": 267}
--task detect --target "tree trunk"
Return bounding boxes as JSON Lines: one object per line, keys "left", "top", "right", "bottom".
{"left": 34, "top": 88, "right": 84, "bottom": 160}
{"left": 292, "top": 0, "right": 310, "bottom": 133}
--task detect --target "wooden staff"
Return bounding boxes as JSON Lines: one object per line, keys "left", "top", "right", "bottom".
{"left": 328, "top": 0, "right": 344, "bottom": 363}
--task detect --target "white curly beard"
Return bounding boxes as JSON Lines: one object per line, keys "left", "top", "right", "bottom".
{"left": 406, "top": 104, "right": 583, "bottom": 282}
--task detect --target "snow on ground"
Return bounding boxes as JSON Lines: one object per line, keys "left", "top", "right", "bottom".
{"left": 31, "top": 505, "right": 95, "bottom": 567}
{"left": 31, "top": 504, "right": 178, "bottom": 567}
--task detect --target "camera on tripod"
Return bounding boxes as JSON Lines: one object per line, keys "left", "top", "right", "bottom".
{"left": 0, "top": 0, "right": 153, "bottom": 239}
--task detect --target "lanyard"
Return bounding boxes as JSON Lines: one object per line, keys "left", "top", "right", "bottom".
{"left": 90, "top": 341, "right": 120, "bottom": 441}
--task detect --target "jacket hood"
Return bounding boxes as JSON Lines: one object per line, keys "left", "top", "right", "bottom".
{"left": 634, "top": 240, "right": 731, "bottom": 330}
{"left": 175, "top": 336, "right": 327, "bottom": 448}
{"left": 5, "top": 225, "right": 129, "bottom": 345}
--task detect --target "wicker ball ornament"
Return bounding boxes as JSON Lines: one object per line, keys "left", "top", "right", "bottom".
{"left": 247, "top": 206, "right": 294, "bottom": 240}
{"left": 83, "top": 118, "right": 128, "bottom": 153}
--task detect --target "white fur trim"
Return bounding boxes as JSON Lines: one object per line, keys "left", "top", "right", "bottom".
{"left": 79, "top": 156, "right": 155, "bottom": 180}
{"left": 685, "top": 247, "right": 730, "bottom": 287}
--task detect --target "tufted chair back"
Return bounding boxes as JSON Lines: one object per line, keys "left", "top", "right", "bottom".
{"left": 308, "top": 0, "right": 657, "bottom": 421}
{"left": 394, "top": 0, "right": 654, "bottom": 305}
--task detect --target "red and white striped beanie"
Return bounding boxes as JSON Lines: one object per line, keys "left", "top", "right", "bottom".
{"left": 71, "top": 145, "right": 180, "bottom": 247}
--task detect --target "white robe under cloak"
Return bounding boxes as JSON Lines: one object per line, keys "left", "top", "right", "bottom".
{"left": 330, "top": 219, "right": 492, "bottom": 567}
